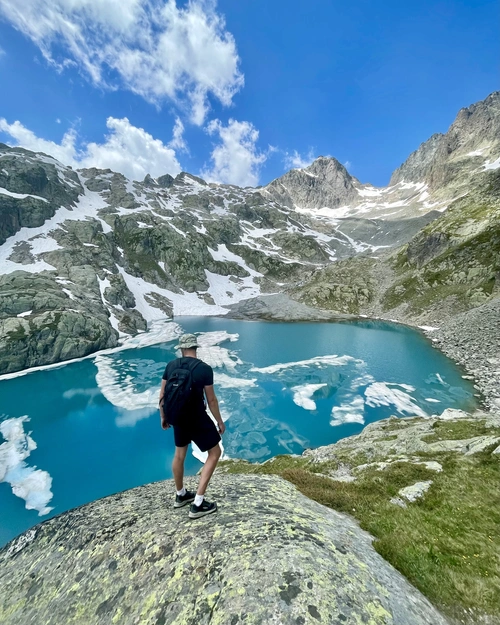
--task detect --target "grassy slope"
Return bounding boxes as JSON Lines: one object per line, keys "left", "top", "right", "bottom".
{"left": 220, "top": 422, "right": 500, "bottom": 624}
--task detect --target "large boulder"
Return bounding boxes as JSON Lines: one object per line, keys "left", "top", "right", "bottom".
{"left": 0, "top": 474, "right": 448, "bottom": 625}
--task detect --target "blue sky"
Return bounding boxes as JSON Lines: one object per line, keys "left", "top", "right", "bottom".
{"left": 0, "top": 0, "right": 498, "bottom": 187}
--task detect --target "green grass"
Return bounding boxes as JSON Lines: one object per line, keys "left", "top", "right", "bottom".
{"left": 221, "top": 447, "right": 500, "bottom": 623}
{"left": 6, "top": 324, "right": 27, "bottom": 341}
{"left": 422, "top": 420, "right": 500, "bottom": 443}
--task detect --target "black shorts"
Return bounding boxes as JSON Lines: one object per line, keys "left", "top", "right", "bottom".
{"left": 173, "top": 412, "right": 221, "bottom": 452}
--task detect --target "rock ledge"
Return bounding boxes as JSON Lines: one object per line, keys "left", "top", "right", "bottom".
{"left": 0, "top": 474, "right": 448, "bottom": 625}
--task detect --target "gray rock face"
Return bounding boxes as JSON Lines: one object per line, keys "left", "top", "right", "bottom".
{"left": 390, "top": 91, "right": 500, "bottom": 190}
{"left": 225, "top": 293, "right": 351, "bottom": 321}
{"left": 264, "top": 156, "right": 360, "bottom": 209}
{"left": 406, "top": 230, "right": 450, "bottom": 268}
{"left": 0, "top": 474, "right": 449, "bottom": 625}
{"left": 390, "top": 133, "right": 444, "bottom": 186}
{"left": 0, "top": 145, "right": 83, "bottom": 244}
{"left": 304, "top": 409, "right": 500, "bottom": 467}
{"left": 0, "top": 308, "right": 118, "bottom": 374}
{"left": 0, "top": 269, "right": 121, "bottom": 373}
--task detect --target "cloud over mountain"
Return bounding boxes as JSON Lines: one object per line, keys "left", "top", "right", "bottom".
{"left": 202, "top": 119, "right": 268, "bottom": 187}
{"left": 0, "top": 117, "right": 182, "bottom": 180}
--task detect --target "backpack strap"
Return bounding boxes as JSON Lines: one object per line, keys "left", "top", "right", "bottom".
{"left": 187, "top": 359, "right": 202, "bottom": 375}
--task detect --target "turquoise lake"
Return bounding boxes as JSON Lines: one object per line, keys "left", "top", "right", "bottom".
{"left": 0, "top": 318, "right": 478, "bottom": 547}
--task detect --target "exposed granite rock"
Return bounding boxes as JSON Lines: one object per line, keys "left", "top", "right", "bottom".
{"left": 80, "top": 169, "right": 140, "bottom": 209}
{"left": 264, "top": 156, "right": 360, "bottom": 209}
{"left": 390, "top": 133, "right": 443, "bottom": 186}
{"left": 390, "top": 91, "right": 500, "bottom": 193}
{"left": 0, "top": 269, "right": 121, "bottom": 373}
{"left": 0, "top": 309, "right": 118, "bottom": 373}
{"left": 0, "top": 145, "right": 82, "bottom": 244}
{"left": 303, "top": 409, "right": 500, "bottom": 469}
{"left": 157, "top": 173, "right": 175, "bottom": 188}
{"left": 398, "top": 480, "right": 433, "bottom": 502}
{"left": 175, "top": 171, "right": 208, "bottom": 186}
{"left": 289, "top": 255, "right": 376, "bottom": 314}
{"left": 406, "top": 231, "right": 450, "bottom": 268}
{"left": 0, "top": 474, "right": 449, "bottom": 625}
{"left": 225, "top": 293, "right": 352, "bottom": 321}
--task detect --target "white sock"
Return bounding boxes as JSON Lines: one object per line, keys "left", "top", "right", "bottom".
{"left": 176, "top": 487, "right": 186, "bottom": 497}
{"left": 194, "top": 494, "right": 204, "bottom": 507}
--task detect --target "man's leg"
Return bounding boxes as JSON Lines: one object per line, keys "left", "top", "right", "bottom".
{"left": 196, "top": 443, "right": 221, "bottom": 496}
{"left": 172, "top": 445, "right": 188, "bottom": 491}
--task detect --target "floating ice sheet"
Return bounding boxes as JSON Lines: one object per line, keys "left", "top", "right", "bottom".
{"left": 291, "top": 383, "right": 327, "bottom": 410}
{"left": 0, "top": 417, "right": 53, "bottom": 516}
{"left": 251, "top": 354, "right": 360, "bottom": 374}
{"left": 365, "top": 382, "right": 427, "bottom": 416}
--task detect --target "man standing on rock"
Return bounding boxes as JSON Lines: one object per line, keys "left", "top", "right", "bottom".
{"left": 159, "top": 334, "right": 225, "bottom": 519}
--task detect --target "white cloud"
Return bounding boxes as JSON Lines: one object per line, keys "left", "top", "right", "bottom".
{"left": 284, "top": 148, "right": 316, "bottom": 170}
{"left": 0, "top": 0, "right": 243, "bottom": 124}
{"left": 0, "top": 46, "right": 5, "bottom": 58}
{"left": 202, "top": 118, "right": 267, "bottom": 187}
{"left": 169, "top": 117, "right": 187, "bottom": 152}
{"left": 0, "top": 116, "right": 182, "bottom": 180}
{"left": 344, "top": 160, "right": 352, "bottom": 170}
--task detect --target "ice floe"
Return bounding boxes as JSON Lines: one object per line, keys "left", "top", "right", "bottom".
{"left": 95, "top": 355, "right": 159, "bottom": 413}
{"left": 330, "top": 397, "right": 366, "bottom": 426}
{"left": 251, "top": 354, "right": 360, "bottom": 374}
{"left": 291, "top": 383, "right": 327, "bottom": 410}
{"left": 365, "top": 382, "right": 427, "bottom": 416}
{"left": 214, "top": 373, "right": 256, "bottom": 388}
{"left": 95, "top": 329, "right": 242, "bottom": 430}
{"left": 0, "top": 417, "right": 53, "bottom": 516}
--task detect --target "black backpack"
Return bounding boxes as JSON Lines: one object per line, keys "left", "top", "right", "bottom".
{"left": 162, "top": 359, "right": 202, "bottom": 426}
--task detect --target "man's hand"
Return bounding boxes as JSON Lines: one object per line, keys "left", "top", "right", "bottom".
{"left": 160, "top": 407, "right": 170, "bottom": 430}
{"left": 204, "top": 385, "right": 226, "bottom": 436}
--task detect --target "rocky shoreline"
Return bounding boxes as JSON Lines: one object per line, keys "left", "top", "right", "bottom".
{"left": 421, "top": 298, "right": 500, "bottom": 412}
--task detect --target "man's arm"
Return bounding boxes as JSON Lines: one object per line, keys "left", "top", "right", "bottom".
{"left": 159, "top": 379, "right": 170, "bottom": 430}
{"left": 204, "top": 385, "right": 226, "bottom": 435}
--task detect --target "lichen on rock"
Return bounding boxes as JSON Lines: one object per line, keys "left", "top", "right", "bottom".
{"left": 0, "top": 474, "right": 449, "bottom": 625}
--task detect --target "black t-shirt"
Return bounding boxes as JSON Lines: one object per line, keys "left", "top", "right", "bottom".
{"left": 162, "top": 357, "right": 214, "bottom": 421}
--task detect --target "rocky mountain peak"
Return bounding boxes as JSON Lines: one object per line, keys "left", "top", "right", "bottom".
{"left": 264, "top": 156, "right": 360, "bottom": 209}
{"left": 390, "top": 91, "right": 500, "bottom": 190}
{"left": 175, "top": 171, "right": 208, "bottom": 186}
